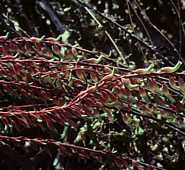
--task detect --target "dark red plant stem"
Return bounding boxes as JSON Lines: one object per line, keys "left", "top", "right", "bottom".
{"left": 0, "top": 135, "right": 166, "bottom": 170}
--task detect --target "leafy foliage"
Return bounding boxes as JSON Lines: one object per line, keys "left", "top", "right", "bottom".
{"left": 0, "top": 0, "right": 185, "bottom": 170}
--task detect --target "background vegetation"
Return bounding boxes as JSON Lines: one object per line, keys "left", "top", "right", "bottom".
{"left": 0, "top": 0, "right": 185, "bottom": 169}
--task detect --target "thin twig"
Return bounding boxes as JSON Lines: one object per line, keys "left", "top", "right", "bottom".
{"left": 134, "top": 0, "right": 182, "bottom": 62}
{"left": 84, "top": 6, "right": 127, "bottom": 65}
{"left": 130, "top": 0, "right": 153, "bottom": 45}
{"left": 0, "top": 135, "right": 167, "bottom": 170}
{"left": 74, "top": 0, "right": 162, "bottom": 57}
